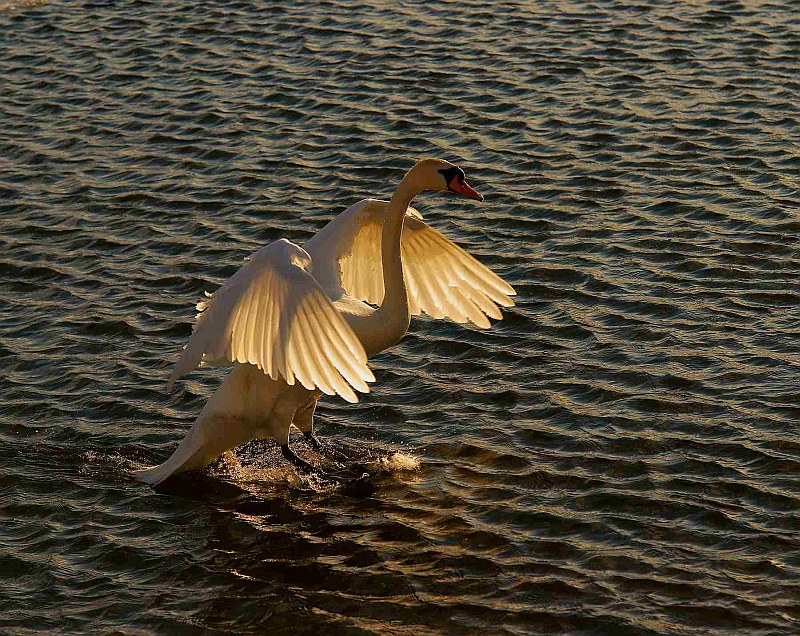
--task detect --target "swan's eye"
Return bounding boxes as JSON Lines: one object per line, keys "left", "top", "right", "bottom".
{"left": 438, "top": 166, "right": 466, "bottom": 192}
{"left": 437, "top": 165, "right": 483, "bottom": 201}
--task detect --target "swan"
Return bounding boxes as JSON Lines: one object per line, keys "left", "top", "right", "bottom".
{"left": 135, "top": 158, "right": 516, "bottom": 485}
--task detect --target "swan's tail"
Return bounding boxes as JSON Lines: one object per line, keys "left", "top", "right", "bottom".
{"left": 132, "top": 414, "right": 220, "bottom": 485}
{"left": 135, "top": 364, "right": 284, "bottom": 486}
{"left": 134, "top": 411, "right": 261, "bottom": 485}
{"left": 134, "top": 461, "right": 181, "bottom": 486}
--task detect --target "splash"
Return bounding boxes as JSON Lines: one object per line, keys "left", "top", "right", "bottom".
{"left": 207, "top": 450, "right": 292, "bottom": 485}
{"left": 206, "top": 444, "right": 420, "bottom": 494}
{"left": 378, "top": 451, "right": 420, "bottom": 472}
{"left": 203, "top": 448, "right": 342, "bottom": 494}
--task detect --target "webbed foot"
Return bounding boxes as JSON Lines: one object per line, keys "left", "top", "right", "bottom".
{"left": 281, "top": 444, "right": 319, "bottom": 474}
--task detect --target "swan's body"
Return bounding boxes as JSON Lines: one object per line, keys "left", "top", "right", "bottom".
{"left": 135, "top": 159, "right": 515, "bottom": 485}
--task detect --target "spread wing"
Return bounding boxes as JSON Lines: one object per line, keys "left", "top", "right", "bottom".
{"left": 304, "top": 199, "right": 516, "bottom": 328}
{"left": 168, "top": 239, "right": 375, "bottom": 403}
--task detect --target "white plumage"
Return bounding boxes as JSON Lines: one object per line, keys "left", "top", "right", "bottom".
{"left": 135, "top": 159, "right": 515, "bottom": 485}
{"left": 168, "top": 238, "right": 374, "bottom": 404}
{"left": 305, "top": 199, "right": 515, "bottom": 328}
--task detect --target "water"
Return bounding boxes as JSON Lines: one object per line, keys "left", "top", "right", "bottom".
{"left": 1, "top": 0, "right": 799, "bottom": 633}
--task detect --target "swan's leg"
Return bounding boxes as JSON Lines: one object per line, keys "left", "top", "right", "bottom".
{"left": 268, "top": 388, "right": 320, "bottom": 474}
{"left": 280, "top": 443, "right": 318, "bottom": 473}
{"left": 294, "top": 398, "right": 351, "bottom": 462}
{"left": 303, "top": 430, "right": 323, "bottom": 450}
{"left": 295, "top": 400, "right": 323, "bottom": 449}
{"left": 283, "top": 392, "right": 376, "bottom": 494}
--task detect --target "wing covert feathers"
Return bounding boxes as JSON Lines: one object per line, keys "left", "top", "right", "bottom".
{"left": 305, "top": 199, "right": 516, "bottom": 328}
{"left": 168, "top": 239, "right": 373, "bottom": 403}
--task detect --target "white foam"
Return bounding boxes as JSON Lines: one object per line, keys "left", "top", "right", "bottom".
{"left": 379, "top": 451, "right": 420, "bottom": 472}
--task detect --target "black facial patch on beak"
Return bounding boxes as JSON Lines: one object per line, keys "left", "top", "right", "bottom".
{"left": 438, "top": 166, "right": 466, "bottom": 193}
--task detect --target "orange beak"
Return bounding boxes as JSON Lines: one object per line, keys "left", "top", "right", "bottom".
{"left": 449, "top": 176, "right": 484, "bottom": 202}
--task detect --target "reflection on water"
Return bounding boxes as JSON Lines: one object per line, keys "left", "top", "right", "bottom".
{"left": 1, "top": 0, "right": 800, "bottom": 633}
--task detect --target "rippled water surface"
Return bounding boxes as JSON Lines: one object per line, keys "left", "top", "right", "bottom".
{"left": 2, "top": 0, "right": 800, "bottom": 633}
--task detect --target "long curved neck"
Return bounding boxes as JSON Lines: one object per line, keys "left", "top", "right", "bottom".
{"left": 368, "top": 174, "right": 419, "bottom": 353}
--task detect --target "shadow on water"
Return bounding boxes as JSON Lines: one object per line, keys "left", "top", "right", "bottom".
{"left": 132, "top": 440, "right": 440, "bottom": 634}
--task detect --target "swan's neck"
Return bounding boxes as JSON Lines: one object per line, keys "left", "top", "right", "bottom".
{"left": 368, "top": 176, "right": 418, "bottom": 354}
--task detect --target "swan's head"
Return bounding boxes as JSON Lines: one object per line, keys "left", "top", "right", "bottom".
{"left": 410, "top": 158, "right": 484, "bottom": 202}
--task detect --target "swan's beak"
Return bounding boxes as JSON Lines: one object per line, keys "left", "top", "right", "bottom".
{"left": 449, "top": 177, "right": 484, "bottom": 202}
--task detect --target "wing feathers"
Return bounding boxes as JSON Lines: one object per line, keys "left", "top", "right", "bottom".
{"left": 263, "top": 279, "right": 278, "bottom": 378}
{"left": 399, "top": 216, "right": 515, "bottom": 327}
{"left": 300, "top": 199, "right": 516, "bottom": 345}
{"left": 168, "top": 239, "right": 373, "bottom": 401}
{"left": 307, "top": 293, "right": 373, "bottom": 392}
{"left": 304, "top": 199, "right": 515, "bottom": 328}
{"left": 428, "top": 232, "right": 515, "bottom": 305}
{"left": 297, "top": 301, "right": 333, "bottom": 394}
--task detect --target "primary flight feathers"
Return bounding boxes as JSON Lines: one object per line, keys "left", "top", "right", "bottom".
{"left": 168, "top": 239, "right": 374, "bottom": 403}
{"left": 305, "top": 199, "right": 516, "bottom": 328}
{"left": 168, "top": 199, "right": 515, "bottom": 402}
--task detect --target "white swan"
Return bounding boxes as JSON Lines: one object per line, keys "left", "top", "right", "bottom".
{"left": 135, "top": 159, "right": 516, "bottom": 485}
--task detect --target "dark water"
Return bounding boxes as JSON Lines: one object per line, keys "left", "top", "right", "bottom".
{"left": 2, "top": 0, "right": 799, "bottom": 633}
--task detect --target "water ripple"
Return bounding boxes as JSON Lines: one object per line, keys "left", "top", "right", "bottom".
{"left": 1, "top": 0, "right": 800, "bottom": 634}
